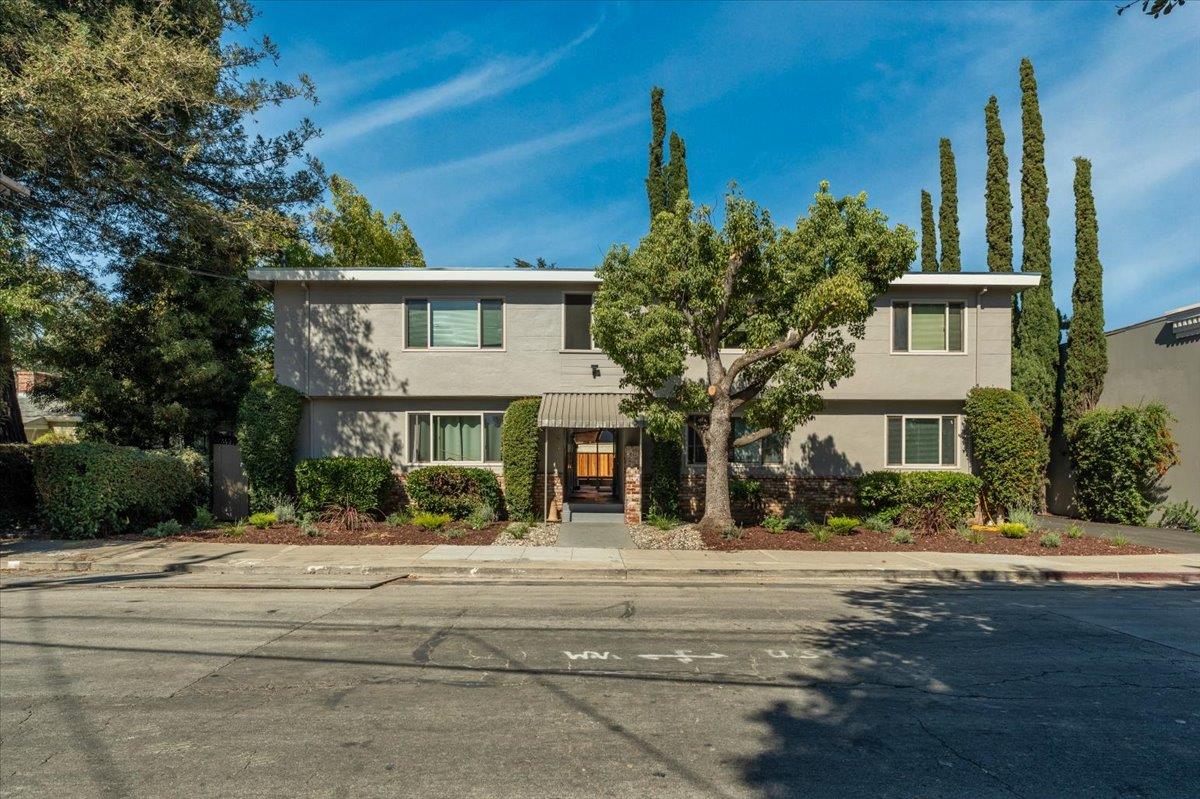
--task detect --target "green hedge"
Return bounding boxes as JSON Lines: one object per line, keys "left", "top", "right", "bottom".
{"left": 963, "top": 387, "right": 1047, "bottom": 519}
{"left": 855, "top": 470, "right": 981, "bottom": 525}
{"left": 237, "top": 378, "right": 302, "bottom": 511}
{"left": 500, "top": 398, "right": 540, "bottom": 520}
{"left": 295, "top": 457, "right": 395, "bottom": 512}
{"left": 1069, "top": 403, "right": 1179, "bottom": 525}
{"left": 149, "top": 446, "right": 209, "bottom": 509}
{"left": 0, "top": 444, "right": 36, "bottom": 522}
{"left": 648, "top": 434, "right": 682, "bottom": 518}
{"left": 406, "top": 465, "right": 503, "bottom": 519}
{"left": 32, "top": 442, "right": 197, "bottom": 538}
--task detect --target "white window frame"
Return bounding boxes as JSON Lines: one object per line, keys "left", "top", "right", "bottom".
{"left": 561, "top": 291, "right": 597, "bottom": 352}
{"left": 407, "top": 411, "right": 505, "bottom": 465}
{"left": 684, "top": 416, "right": 786, "bottom": 468}
{"left": 884, "top": 413, "right": 960, "bottom": 469}
{"left": 889, "top": 299, "right": 968, "bottom": 355}
{"left": 403, "top": 297, "right": 507, "bottom": 351}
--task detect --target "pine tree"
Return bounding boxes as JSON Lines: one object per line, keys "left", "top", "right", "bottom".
{"left": 1061, "top": 157, "right": 1106, "bottom": 434}
{"left": 920, "top": 190, "right": 938, "bottom": 272}
{"left": 938, "top": 138, "right": 961, "bottom": 272}
{"left": 646, "top": 87, "right": 668, "bottom": 219}
{"left": 984, "top": 96, "right": 1013, "bottom": 273}
{"left": 1012, "top": 58, "right": 1058, "bottom": 434}
{"left": 665, "top": 131, "right": 689, "bottom": 211}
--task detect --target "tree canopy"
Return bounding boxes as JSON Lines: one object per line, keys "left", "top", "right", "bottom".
{"left": 593, "top": 186, "right": 915, "bottom": 531}
{"left": 295, "top": 174, "right": 425, "bottom": 267}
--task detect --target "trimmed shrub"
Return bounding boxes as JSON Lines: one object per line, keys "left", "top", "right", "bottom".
{"left": 237, "top": 378, "right": 303, "bottom": 512}
{"left": 827, "top": 516, "right": 861, "bottom": 535}
{"left": 1069, "top": 403, "right": 1180, "bottom": 525}
{"left": 854, "top": 471, "right": 904, "bottom": 517}
{"left": 412, "top": 511, "right": 452, "bottom": 530}
{"left": 405, "top": 465, "right": 502, "bottom": 519}
{"left": 149, "top": 446, "right": 209, "bottom": 510}
{"left": 963, "top": 387, "right": 1048, "bottom": 519}
{"left": 648, "top": 434, "right": 682, "bottom": 518}
{"left": 295, "top": 457, "right": 395, "bottom": 512}
{"left": 855, "top": 470, "right": 981, "bottom": 531}
{"left": 32, "top": 442, "right": 196, "bottom": 538}
{"left": 1000, "top": 522, "right": 1028, "bottom": 539}
{"left": 500, "top": 398, "right": 540, "bottom": 520}
{"left": 0, "top": 444, "right": 36, "bottom": 519}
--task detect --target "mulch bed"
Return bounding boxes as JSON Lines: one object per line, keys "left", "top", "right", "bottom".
{"left": 70, "top": 521, "right": 509, "bottom": 547}
{"left": 701, "top": 525, "right": 1167, "bottom": 555}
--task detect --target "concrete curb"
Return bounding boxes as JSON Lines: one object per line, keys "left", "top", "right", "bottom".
{"left": 3, "top": 557, "right": 1197, "bottom": 585}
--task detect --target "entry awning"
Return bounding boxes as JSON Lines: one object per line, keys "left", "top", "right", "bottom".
{"left": 538, "top": 392, "right": 640, "bottom": 428}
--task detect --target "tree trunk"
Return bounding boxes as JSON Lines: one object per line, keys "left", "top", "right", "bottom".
{"left": 0, "top": 311, "right": 27, "bottom": 444}
{"left": 698, "top": 398, "right": 734, "bottom": 533}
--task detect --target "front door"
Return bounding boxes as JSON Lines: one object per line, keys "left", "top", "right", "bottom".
{"left": 567, "top": 429, "right": 616, "bottom": 501}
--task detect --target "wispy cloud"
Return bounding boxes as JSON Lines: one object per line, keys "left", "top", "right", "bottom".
{"left": 317, "top": 22, "right": 600, "bottom": 150}
{"left": 314, "top": 31, "right": 473, "bottom": 102}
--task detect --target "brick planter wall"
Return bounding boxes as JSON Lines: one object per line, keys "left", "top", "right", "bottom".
{"left": 680, "top": 471, "right": 856, "bottom": 524}
{"left": 533, "top": 472, "right": 564, "bottom": 521}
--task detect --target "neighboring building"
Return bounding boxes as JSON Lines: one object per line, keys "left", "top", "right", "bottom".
{"left": 15, "top": 370, "right": 80, "bottom": 442}
{"left": 1050, "top": 303, "right": 1200, "bottom": 515}
{"left": 249, "top": 268, "right": 1038, "bottom": 524}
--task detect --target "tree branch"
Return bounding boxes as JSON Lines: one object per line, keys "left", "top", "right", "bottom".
{"left": 731, "top": 425, "right": 775, "bottom": 449}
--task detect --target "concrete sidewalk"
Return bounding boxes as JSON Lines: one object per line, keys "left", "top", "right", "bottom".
{"left": 3, "top": 538, "right": 1198, "bottom": 583}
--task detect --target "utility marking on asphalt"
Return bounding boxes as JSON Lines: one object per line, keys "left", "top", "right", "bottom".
{"left": 559, "top": 648, "right": 821, "bottom": 664}
{"left": 563, "top": 651, "right": 621, "bottom": 660}
{"left": 765, "top": 649, "right": 819, "bottom": 659}
{"left": 636, "top": 650, "right": 726, "bottom": 664}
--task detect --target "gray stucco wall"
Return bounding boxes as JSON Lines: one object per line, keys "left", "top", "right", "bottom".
{"left": 1049, "top": 315, "right": 1199, "bottom": 513}
{"left": 273, "top": 282, "right": 1015, "bottom": 401}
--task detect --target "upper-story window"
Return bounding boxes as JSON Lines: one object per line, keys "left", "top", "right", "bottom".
{"left": 563, "top": 293, "right": 594, "bottom": 351}
{"left": 891, "top": 301, "right": 965, "bottom": 353}
{"left": 406, "top": 298, "right": 504, "bottom": 349}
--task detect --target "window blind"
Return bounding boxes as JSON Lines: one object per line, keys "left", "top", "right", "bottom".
{"left": 481, "top": 299, "right": 503, "bottom": 348}
{"left": 431, "top": 300, "right": 478, "bottom": 348}
{"left": 910, "top": 304, "right": 946, "bottom": 351}
{"left": 904, "top": 417, "right": 941, "bottom": 464}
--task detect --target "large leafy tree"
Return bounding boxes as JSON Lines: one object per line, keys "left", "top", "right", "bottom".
{"left": 1061, "top": 157, "right": 1106, "bottom": 434}
{"left": 298, "top": 174, "right": 425, "bottom": 267}
{"left": 592, "top": 186, "right": 915, "bottom": 532}
{"left": 0, "top": 0, "right": 323, "bottom": 443}
{"left": 937, "top": 138, "right": 961, "bottom": 272}
{"left": 1012, "top": 58, "right": 1059, "bottom": 436}
{"left": 919, "top": 190, "right": 937, "bottom": 273}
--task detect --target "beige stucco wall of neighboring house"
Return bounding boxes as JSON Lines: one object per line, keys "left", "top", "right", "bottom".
{"left": 273, "top": 282, "right": 1014, "bottom": 401}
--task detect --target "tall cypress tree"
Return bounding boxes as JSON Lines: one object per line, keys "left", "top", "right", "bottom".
{"left": 938, "top": 138, "right": 961, "bottom": 272}
{"left": 1061, "top": 157, "right": 1106, "bottom": 434}
{"left": 1012, "top": 58, "right": 1058, "bottom": 433}
{"left": 920, "top": 190, "right": 938, "bottom": 272}
{"left": 984, "top": 96, "right": 1013, "bottom": 273}
{"left": 646, "top": 87, "right": 667, "bottom": 219}
{"left": 665, "top": 131, "right": 689, "bottom": 211}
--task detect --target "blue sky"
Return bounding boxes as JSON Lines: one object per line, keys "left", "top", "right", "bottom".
{"left": 246, "top": 0, "right": 1199, "bottom": 330}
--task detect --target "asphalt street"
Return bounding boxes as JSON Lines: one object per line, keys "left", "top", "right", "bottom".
{"left": 1, "top": 576, "right": 1198, "bottom": 798}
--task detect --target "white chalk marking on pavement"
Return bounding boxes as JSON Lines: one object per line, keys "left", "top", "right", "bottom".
{"left": 765, "top": 649, "right": 819, "bottom": 659}
{"left": 636, "top": 650, "right": 726, "bottom": 664}
{"left": 562, "top": 651, "right": 622, "bottom": 660}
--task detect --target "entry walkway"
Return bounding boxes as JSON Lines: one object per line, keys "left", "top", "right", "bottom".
{"left": 557, "top": 522, "right": 634, "bottom": 549}
{"left": 3, "top": 538, "right": 1197, "bottom": 584}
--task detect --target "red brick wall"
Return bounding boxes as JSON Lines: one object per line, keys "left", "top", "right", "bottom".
{"left": 679, "top": 471, "right": 856, "bottom": 523}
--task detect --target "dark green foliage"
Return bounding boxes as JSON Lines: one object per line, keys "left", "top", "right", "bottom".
{"left": 32, "top": 442, "right": 197, "bottom": 538}
{"left": 920, "top": 190, "right": 938, "bottom": 272}
{"left": 237, "top": 378, "right": 303, "bottom": 511}
{"left": 1158, "top": 501, "right": 1199, "bottom": 533}
{"left": 1069, "top": 404, "right": 1179, "bottom": 525}
{"left": 149, "top": 446, "right": 209, "bottom": 510}
{"left": 295, "top": 457, "right": 395, "bottom": 513}
{"left": 855, "top": 470, "right": 980, "bottom": 526}
{"left": 644, "top": 87, "right": 688, "bottom": 222}
{"left": 984, "top": 96, "right": 1014, "bottom": 274}
{"left": 937, "top": 138, "right": 961, "bottom": 272}
{"left": 648, "top": 434, "right": 682, "bottom": 518}
{"left": 1062, "top": 157, "right": 1107, "bottom": 434}
{"left": 1013, "top": 58, "right": 1059, "bottom": 434}
{"left": 500, "top": 398, "right": 540, "bottom": 520}
{"left": 405, "top": 465, "right": 503, "bottom": 520}
{"left": 0, "top": 443, "right": 36, "bottom": 521}
{"left": 964, "top": 387, "right": 1048, "bottom": 520}
{"left": 646, "top": 87, "right": 668, "bottom": 219}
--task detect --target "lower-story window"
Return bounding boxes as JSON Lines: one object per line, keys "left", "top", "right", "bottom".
{"left": 685, "top": 416, "right": 785, "bottom": 466}
{"left": 409, "top": 412, "right": 503, "bottom": 463}
{"left": 885, "top": 414, "right": 957, "bottom": 467}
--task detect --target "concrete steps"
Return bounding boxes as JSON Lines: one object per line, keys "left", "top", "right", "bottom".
{"left": 563, "top": 501, "right": 623, "bottom": 523}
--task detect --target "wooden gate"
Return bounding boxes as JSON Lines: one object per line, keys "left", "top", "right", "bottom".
{"left": 212, "top": 442, "right": 250, "bottom": 521}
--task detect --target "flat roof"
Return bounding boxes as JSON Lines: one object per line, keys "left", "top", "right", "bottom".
{"left": 249, "top": 267, "right": 1041, "bottom": 290}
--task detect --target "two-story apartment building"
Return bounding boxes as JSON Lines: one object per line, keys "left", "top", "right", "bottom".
{"left": 249, "top": 268, "right": 1039, "bottom": 524}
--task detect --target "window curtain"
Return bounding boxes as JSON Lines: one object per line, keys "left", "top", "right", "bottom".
{"left": 436, "top": 415, "right": 481, "bottom": 461}
{"left": 941, "top": 416, "right": 957, "bottom": 465}
{"left": 904, "top": 418, "right": 941, "bottom": 464}
{"left": 481, "top": 300, "right": 504, "bottom": 348}
{"left": 409, "top": 413, "right": 430, "bottom": 462}
{"left": 892, "top": 302, "right": 909, "bottom": 352}
{"left": 407, "top": 300, "right": 428, "bottom": 348}
{"left": 431, "top": 300, "right": 478, "bottom": 347}
{"left": 910, "top": 304, "right": 946, "bottom": 351}
{"left": 483, "top": 413, "right": 503, "bottom": 461}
